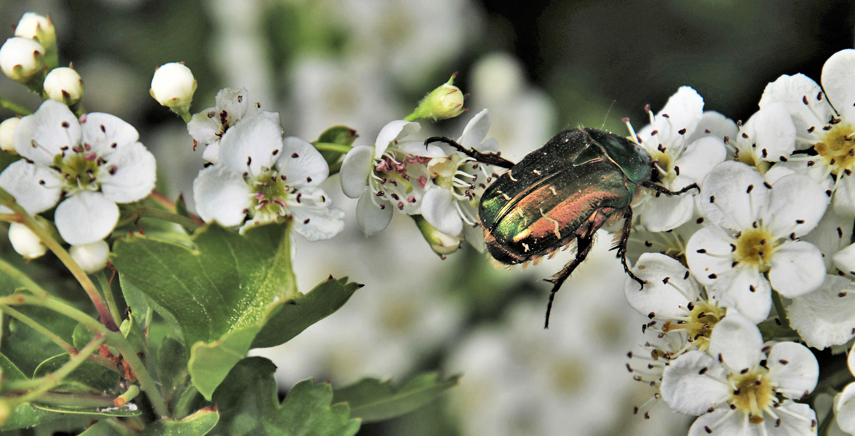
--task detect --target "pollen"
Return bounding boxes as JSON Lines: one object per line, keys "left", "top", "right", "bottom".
{"left": 815, "top": 123, "right": 855, "bottom": 175}
{"left": 727, "top": 366, "right": 774, "bottom": 424}
{"left": 734, "top": 228, "right": 778, "bottom": 271}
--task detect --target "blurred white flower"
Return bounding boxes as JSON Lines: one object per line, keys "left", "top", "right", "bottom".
{"left": 1, "top": 100, "right": 156, "bottom": 245}
{"left": 43, "top": 66, "right": 84, "bottom": 105}
{"left": 686, "top": 161, "right": 828, "bottom": 322}
{"left": 661, "top": 312, "right": 818, "bottom": 435}
{"left": 193, "top": 113, "right": 344, "bottom": 240}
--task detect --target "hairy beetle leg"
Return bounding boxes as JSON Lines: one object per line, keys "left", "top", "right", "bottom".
{"left": 611, "top": 207, "right": 645, "bottom": 289}
{"left": 641, "top": 181, "right": 700, "bottom": 196}
{"left": 543, "top": 234, "right": 594, "bottom": 329}
{"left": 424, "top": 136, "right": 516, "bottom": 169}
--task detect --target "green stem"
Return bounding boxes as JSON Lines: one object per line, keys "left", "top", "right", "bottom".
{"left": 111, "top": 335, "right": 169, "bottom": 418}
{"left": 28, "top": 392, "right": 117, "bottom": 408}
{"left": 6, "top": 334, "right": 105, "bottom": 402}
{"left": 0, "top": 304, "right": 74, "bottom": 353}
{"left": 114, "top": 385, "right": 140, "bottom": 407}
{"left": 329, "top": 161, "right": 342, "bottom": 175}
{"left": 0, "top": 257, "right": 48, "bottom": 299}
{"left": 771, "top": 291, "right": 790, "bottom": 330}
{"left": 0, "top": 188, "right": 117, "bottom": 331}
{"left": 0, "top": 98, "right": 31, "bottom": 116}
{"left": 403, "top": 111, "right": 419, "bottom": 122}
{"left": 174, "top": 384, "right": 199, "bottom": 418}
{"left": 117, "top": 206, "right": 201, "bottom": 232}
{"left": 96, "top": 272, "right": 123, "bottom": 328}
{"left": 313, "top": 142, "right": 354, "bottom": 155}
{"left": 818, "top": 408, "right": 834, "bottom": 436}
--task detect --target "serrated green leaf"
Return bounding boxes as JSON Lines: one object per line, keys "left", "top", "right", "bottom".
{"left": 140, "top": 407, "right": 218, "bottom": 436}
{"left": 210, "top": 357, "right": 360, "bottom": 436}
{"left": 251, "top": 277, "right": 360, "bottom": 349}
{"left": 113, "top": 222, "right": 297, "bottom": 400}
{"left": 33, "top": 354, "right": 121, "bottom": 394}
{"left": 332, "top": 373, "right": 460, "bottom": 422}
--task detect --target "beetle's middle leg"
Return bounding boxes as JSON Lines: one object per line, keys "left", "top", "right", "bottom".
{"left": 612, "top": 207, "right": 644, "bottom": 289}
{"left": 641, "top": 181, "right": 700, "bottom": 196}
{"left": 543, "top": 233, "right": 594, "bottom": 329}
{"left": 423, "top": 136, "right": 516, "bottom": 169}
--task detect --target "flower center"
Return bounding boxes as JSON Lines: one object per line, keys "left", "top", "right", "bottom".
{"left": 728, "top": 367, "right": 773, "bottom": 424}
{"left": 53, "top": 150, "right": 106, "bottom": 194}
{"left": 248, "top": 170, "right": 292, "bottom": 223}
{"left": 684, "top": 300, "right": 724, "bottom": 351}
{"left": 369, "top": 150, "right": 429, "bottom": 212}
{"left": 651, "top": 151, "right": 676, "bottom": 184}
{"left": 734, "top": 228, "right": 777, "bottom": 270}
{"left": 815, "top": 123, "right": 855, "bottom": 175}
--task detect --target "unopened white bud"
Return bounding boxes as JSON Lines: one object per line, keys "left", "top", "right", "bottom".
{"left": 70, "top": 240, "right": 110, "bottom": 273}
{"left": 0, "top": 37, "right": 45, "bottom": 83}
{"left": 9, "top": 222, "right": 46, "bottom": 259}
{"left": 44, "top": 67, "right": 84, "bottom": 105}
{"left": 14, "top": 13, "right": 55, "bottom": 47}
{"left": 150, "top": 62, "right": 196, "bottom": 108}
{"left": 0, "top": 118, "right": 19, "bottom": 154}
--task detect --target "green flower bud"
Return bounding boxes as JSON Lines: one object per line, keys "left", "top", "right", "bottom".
{"left": 14, "top": 13, "right": 57, "bottom": 69}
{"left": 414, "top": 214, "right": 461, "bottom": 259}
{"left": 0, "top": 37, "right": 46, "bottom": 85}
{"left": 406, "top": 73, "right": 467, "bottom": 122}
{"left": 44, "top": 66, "right": 84, "bottom": 105}
{"left": 0, "top": 118, "right": 19, "bottom": 154}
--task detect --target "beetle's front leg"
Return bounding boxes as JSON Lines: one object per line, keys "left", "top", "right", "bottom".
{"left": 424, "top": 136, "right": 516, "bottom": 169}
{"left": 543, "top": 234, "right": 594, "bottom": 329}
{"left": 641, "top": 181, "right": 700, "bottom": 197}
{"left": 612, "top": 207, "right": 644, "bottom": 289}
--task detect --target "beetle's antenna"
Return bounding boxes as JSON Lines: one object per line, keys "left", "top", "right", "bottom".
{"left": 423, "top": 136, "right": 516, "bottom": 169}
{"left": 601, "top": 100, "right": 616, "bottom": 129}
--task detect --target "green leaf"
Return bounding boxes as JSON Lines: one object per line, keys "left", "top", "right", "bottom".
{"left": 211, "top": 357, "right": 360, "bottom": 436}
{"left": 156, "top": 336, "right": 189, "bottom": 404}
{"left": 251, "top": 277, "right": 360, "bottom": 349}
{"left": 1, "top": 306, "right": 77, "bottom": 377}
{"left": 112, "top": 222, "right": 297, "bottom": 400}
{"left": 313, "top": 126, "right": 357, "bottom": 166}
{"left": 331, "top": 373, "right": 460, "bottom": 423}
{"left": 78, "top": 420, "right": 126, "bottom": 436}
{"left": 71, "top": 324, "right": 95, "bottom": 351}
{"left": 140, "top": 407, "right": 219, "bottom": 436}
{"left": 0, "top": 352, "right": 28, "bottom": 383}
{"left": 33, "top": 354, "right": 121, "bottom": 394}
{"left": 176, "top": 194, "right": 192, "bottom": 219}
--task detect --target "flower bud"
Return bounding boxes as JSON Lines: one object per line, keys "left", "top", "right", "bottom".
{"left": 14, "top": 13, "right": 57, "bottom": 69}
{"left": 407, "top": 73, "right": 466, "bottom": 121}
{"left": 9, "top": 222, "right": 46, "bottom": 259}
{"left": 0, "top": 37, "right": 46, "bottom": 84}
{"left": 0, "top": 118, "right": 19, "bottom": 154}
{"left": 44, "top": 67, "right": 84, "bottom": 105}
{"left": 413, "top": 215, "right": 460, "bottom": 259}
{"left": 70, "top": 240, "right": 110, "bottom": 273}
{"left": 150, "top": 62, "right": 196, "bottom": 108}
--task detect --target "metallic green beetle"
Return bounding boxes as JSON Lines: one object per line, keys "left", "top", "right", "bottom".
{"left": 427, "top": 128, "right": 698, "bottom": 328}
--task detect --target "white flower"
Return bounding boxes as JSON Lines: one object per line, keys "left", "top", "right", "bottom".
{"left": 187, "top": 87, "right": 263, "bottom": 164}
{"left": 0, "top": 37, "right": 45, "bottom": 83}
{"left": 625, "top": 253, "right": 727, "bottom": 353}
{"left": 759, "top": 49, "right": 855, "bottom": 217}
{"left": 149, "top": 62, "right": 196, "bottom": 108}
{"left": 661, "top": 312, "right": 819, "bottom": 435}
{"left": 0, "top": 117, "right": 19, "bottom": 154}
{"left": 8, "top": 222, "right": 45, "bottom": 259}
{"left": 70, "top": 240, "right": 110, "bottom": 273}
{"left": 44, "top": 67, "right": 84, "bottom": 105}
{"left": 0, "top": 100, "right": 156, "bottom": 245}
{"left": 192, "top": 113, "right": 344, "bottom": 241}
{"left": 686, "top": 161, "right": 828, "bottom": 323}
{"left": 422, "top": 109, "right": 498, "bottom": 249}
{"left": 726, "top": 103, "right": 797, "bottom": 173}
{"left": 339, "top": 120, "right": 443, "bottom": 236}
{"left": 835, "top": 343, "right": 855, "bottom": 434}
{"left": 628, "top": 87, "right": 727, "bottom": 232}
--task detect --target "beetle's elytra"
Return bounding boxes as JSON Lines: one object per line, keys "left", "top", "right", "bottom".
{"left": 427, "top": 128, "right": 698, "bottom": 329}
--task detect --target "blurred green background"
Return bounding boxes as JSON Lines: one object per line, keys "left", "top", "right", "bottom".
{"left": 1, "top": 1, "right": 853, "bottom": 435}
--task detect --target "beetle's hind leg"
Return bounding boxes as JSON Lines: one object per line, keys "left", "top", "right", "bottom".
{"left": 424, "top": 136, "right": 516, "bottom": 169}
{"left": 611, "top": 207, "right": 644, "bottom": 289}
{"left": 543, "top": 234, "right": 594, "bottom": 329}
{"left": 641, "top": 181, "right": 700, "bottom": 196}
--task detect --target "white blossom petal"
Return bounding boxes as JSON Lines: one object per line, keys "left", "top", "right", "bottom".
{"left": 709, "top": 313, "right": 763, "bottom": 373}
{"left": 639, "top": 193, "right": 694, "bottom": 232}
{"left": 686, "top": 227, "right": 736, "bottom": 286}
{"left": 277, "top": 136, "right": 329, "bottom": 188}
{"left": 192, "top": 165, "right": 250, "bottom": 226}
{"left": 81, "top": 112, "right": 139, "bottom": 157}
{"left": 766, "top": 342, "right": 818, "bottom": 398}
{"left": 374, "top": 120, "right": 420, "bottom": 159}
{"left": 356, "top": 189, "right": 392, "bottom": 236}
{"left": 421, "top": 188, "right": 463, "bottom": 236}
{"left": 834, "top": 243, "right": 855, "bottom": 274}
{"left": 787, "top": 275, "right": 855, "bottom": 349}
{"left": 833, "top": 173, "right": 855, "bottom": 218}
{"left": 804, "top": 208, "right": 853, "bottom": 271}
{"left": 836, "top": 384, "right": 855, "bottom": 434}
{"left": 218, "top": 113, "right": 283, "bottom": 174}
{"left": 821, "top": 49, "right": 855, "bottom": 122}
{"left": 742, "top": 103, "right": 796, "bottom": 162}
{"left": 700, "top": 161, "right": 767, "bottom": 231}
{"left": 623, "top": 253, "right": 697, "bottom": 318}
{"left": 397, "top": 140, "right": 445, "bottom": 157}
{"left": 660, "top": 350, "right": 729, "bottom": 415}
{"left": 202, "top": 141, "right": 220, "bottom": 164}
{"left": 654, "top": 86, "right": 704, "bottom": 143}
{"left": 0, "top": 160, "right": 61, "bottom": 215}
{"left": 54, "top": 191, "right": 119, "bottom": 245}
{"left": 708, "top": 267, "right": 772, "bottom": 324}
{"left": 768, "top": 241, "right": 826, "bottom": 298}
{"left": 14, "top": 99, "right": 81, "bottom": 165}
{"left": 759, "top": 74, "right": 832, "bottom": 141}
{"left": 673, "top": 136, "right": 727, "bottom": 185}
{"left": 340, "top": 145, "right": 373, "bottom": 199}
{"left": 686, "top": 111, "right": 738, "bottom": 144}
{"left": 100, "top": 142, "right": 156, "bottom": 203}
{"left": 187, "top": 106, "right": 219, "bottom": 146}
{"left": 764, "top": 174, "right": 828, "bottom": 237}
{"left": 689, "top": 401, "right": 816, "bottom": 436}
{"left": 462, "top": 222, "right": 485, "bottom": 252}
{"left": 289, "top": 187, "right": 345, "bottom": 241}
{"left": 686, "top": 409, "right": 749, "bottom": 436}
{"left": 458, "top": 109, "right": 491, "bottom": 150}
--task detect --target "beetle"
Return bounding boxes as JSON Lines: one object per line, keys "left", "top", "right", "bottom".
{"left": 426, "top": 128, "right": 698, "bottom": 328}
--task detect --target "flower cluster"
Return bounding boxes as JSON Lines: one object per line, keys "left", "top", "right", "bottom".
{"left": 622, "top": 50, "right": 855, "bottom": 436}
